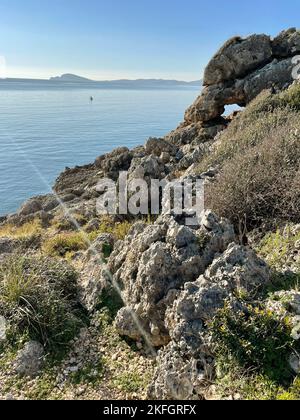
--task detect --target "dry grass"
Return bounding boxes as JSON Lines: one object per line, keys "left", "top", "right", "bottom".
{"left": 0, "top": 219, "right": 42, "bottom": 239}
{"left": 88, "top": 218, "right": 134, "bottom": 242}
{"left": 42, "top": 232, "right": 90, "bottom": 257}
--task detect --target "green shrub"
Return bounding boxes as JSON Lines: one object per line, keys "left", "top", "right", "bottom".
{"left": 211, "top": 303, "right": 298, "bottom": 384}
{"left": 113, "top": 372, "right": 148, "bottom": 393}
{"left": 257, "top": 228, "right": 300, "bottom": 270}
{"left": 255, "top": 228, "right": 300, "bottom": 294}
{"left": 198, "top": 91, "right": 297, "bottom": 173}
{"left": 277, "top": 377, "right": 300, "bottom": 400}
{"left": 278, "top": 84, "right": 300, "bottom": 110}
{"left": 0, "top": 255, "right": 84, "bottom": 352}
{"left": 214, "top": 361, "right": 284, "bottom": 400}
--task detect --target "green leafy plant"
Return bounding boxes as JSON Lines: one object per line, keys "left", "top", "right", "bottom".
{"left": 211, "top": 303, "right": 298, "bottom": 384}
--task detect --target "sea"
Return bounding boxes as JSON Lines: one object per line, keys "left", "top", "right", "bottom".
{"left": 0, "top": 80, "right": 200, "bottom": 216}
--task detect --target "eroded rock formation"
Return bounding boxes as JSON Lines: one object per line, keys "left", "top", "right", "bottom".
{"left": 108, "top": 211, "right": 235, "bottom": 347}
{"left": 185, "top": 28, "right": 300, "bottom": 124}
{"left": 149, "top": 244, "right": 270, "bottom": 400}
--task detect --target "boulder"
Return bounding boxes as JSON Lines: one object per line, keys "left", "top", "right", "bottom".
{"left": 185, "top": 29, "right": 299, "bottom": 124}
{"left": 166, "top": 122, "right": 226, "bottom": 147}
{"left": 203, "top": 35, "right": 272, "bottom": 86}
{"left": 289, "top": 352, "right": 300, "bottom": 374}
{"left": 145, "top": 137, "right": 177, "bottom": 157}
{"left": 18, "top": 199, "right": 42, "bottom": 217}
{"left": 242, "top": 57, "right": 294, "bottom": 102}
{"left": 109, "top": 211, "right": 235, "bottom": 347}
{"left": 185, "top": 57, "right": 294, "bottom": 123}
{"left": 13, "top": 341, "right": 44, "bottom": 378}
{"left": 54, "top": 163, "right": 99, "bottom": 195}
{"left": 128, "top": 155, "right": 167, "bottom": 182}
{"left": 42, "top": 196, "right": 60, "bottom": 212}
{"left": 160, "top": 152, "right": 171, "bottom": 164}
{"left": 95, "top": 147, "right": 133, "bottom": 179}
{"left": 0, "top": 238, "right": 18, "bottom": 255}
{"left": 272, "top": 28, "right": 300, "bottom": 57}
{"left": 177, "top": 144, "right": 209, "bottom": 171}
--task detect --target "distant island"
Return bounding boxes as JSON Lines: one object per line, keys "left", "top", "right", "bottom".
{"left": 49, "top": 73, "right": 202, "bottom": 87}
{"left": 50, "top": 74, "right": 92, "bottom": 83}
{"left": 1, "top": 73, "right": 202, "bottom": 89}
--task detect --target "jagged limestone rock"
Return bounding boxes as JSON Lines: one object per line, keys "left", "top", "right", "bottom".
{"left": 148, "top": 340, "right": 212, "bottom": 400}
{"left": 185, "top": 57, "right": 294, "bottom": 123}
{"left": 95, "top": 147, "right": 133, "bottom": 180}
{"left": 13, "top": 341, "right": 44, "bottom": 378}
{"left": 272, "top": 28, "right": 300, "bottom": 57}
{"left": 109, "top": 211, "right": 235, "bottom": 347}
{"left": 149, "top": 244, "right": 270, "bottom": 400}
{"left": 78, "top": 233, "right": 115, "bottom": 312}
{"left": 203, "top": 34, "right": 272, "bottom": 86}
{"left": 18, "top": 198, "right": 42, "bottom": 216}
{"left": 0, "top": 316, "right": 7, "bottom": 344}
{"left": 128, "top": 154, "right": 167, "bottom": 182}
{"left": 185, "top": 29, "right": 298, "bottom": 124}
{"left": 166, "top": 121, "right": 226, "bottom": 148}
{"left": 144, "top": 137, "right": 177, "bottom": 157}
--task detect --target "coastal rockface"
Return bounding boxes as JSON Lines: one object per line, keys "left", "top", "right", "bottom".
{"left": 1, "top": 28, "right": 300, "bottom": 400}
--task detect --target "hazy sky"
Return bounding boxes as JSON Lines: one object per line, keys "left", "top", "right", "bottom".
{"left": 0, "top": 0, "right": 300, "bottom": 80}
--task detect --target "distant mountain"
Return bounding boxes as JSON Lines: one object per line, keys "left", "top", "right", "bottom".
{"left": 49, "top": 73, "right": 92, "bottom": 82}
{"left": 49, "top": 74, "right": 202, "bottom": 87}
{"left": 0, "top": 74, "right": 202, "bottom": 89}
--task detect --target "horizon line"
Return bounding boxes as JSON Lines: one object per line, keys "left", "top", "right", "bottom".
{"left": 0, "top": 74, "right": 202, "bottom": 83}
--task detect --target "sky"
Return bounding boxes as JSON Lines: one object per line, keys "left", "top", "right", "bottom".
{"left": 0, "top": 0, "right": 300, "bottom": 81}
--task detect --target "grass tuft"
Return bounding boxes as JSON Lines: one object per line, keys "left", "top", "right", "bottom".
{"left": 0, "top": 255, "right": 85, "bottom": 353}
{"left": 42, "top": 232, "right": 90, "bottom": 257}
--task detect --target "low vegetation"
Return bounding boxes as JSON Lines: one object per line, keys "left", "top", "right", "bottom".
{"left": 0, "top": 255, "right": 85, "bottom": 352}
{"left": 89, "top": 218, "right": 133, "bottom": 241}
{"left": 52, "top": 213, "right": 88, "bottom": 232}
{"left": 211, "top": 301, "right": 300, "bottom": 399}
{"left": 212, "top": 303, "right": 297, "bottom": 383}
{"left": 0, "top": 219, "right": 42, "bottom": 239}
{"left": 42, "top": 232, "right": 90, "bottom": 257}
{"left": 201, "top": 84, "right": 300, "bottom": 233}
{"left": 257, "top": 227, "right": 300, "bottom": 271}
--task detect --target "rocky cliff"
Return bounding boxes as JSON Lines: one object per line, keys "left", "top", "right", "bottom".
{"left": 1, "top": 28, "right": 300, "bottom": 401}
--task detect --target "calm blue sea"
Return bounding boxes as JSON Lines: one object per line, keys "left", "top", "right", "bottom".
{"left": 0, "top": 81, "right": 200, "bottom": 216}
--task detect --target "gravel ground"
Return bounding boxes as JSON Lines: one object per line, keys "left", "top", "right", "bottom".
{"left": 0, "top": 311, "right": 155, "bottom": 401}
